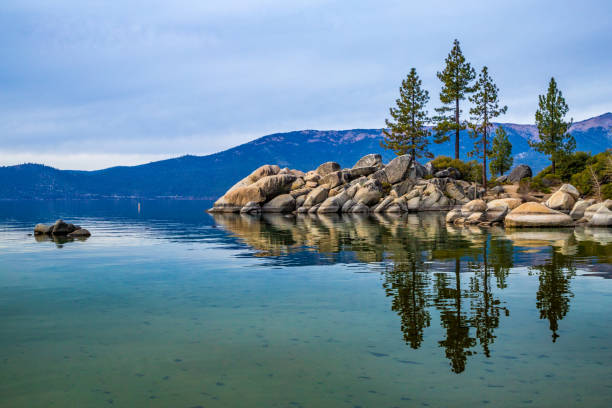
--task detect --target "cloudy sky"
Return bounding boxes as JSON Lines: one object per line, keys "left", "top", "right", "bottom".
{"left": 1, "top": 0, "right": 611, "bottom": 170}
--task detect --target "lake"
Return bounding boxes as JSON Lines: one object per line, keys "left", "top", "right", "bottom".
{"left": 0, "top": 199, "right": 611, "bottom": 407}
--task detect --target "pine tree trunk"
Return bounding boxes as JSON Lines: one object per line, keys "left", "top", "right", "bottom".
{"left": 455, "top": 97, "right": 460, "bottom": 159}
{"left": 552, "top": 159, "right": 556, "bottom": 175}
{"left": 483, "top": 128, "right": 487, "bottom": 194}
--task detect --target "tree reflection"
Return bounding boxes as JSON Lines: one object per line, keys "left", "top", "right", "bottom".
{"left": 531, "top": 248, "right": 576, "bottom": 342}
{"left": 211, "top": 213, "right": 590, "bottom": 372}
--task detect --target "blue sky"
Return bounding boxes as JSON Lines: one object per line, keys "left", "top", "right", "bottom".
{"left": 0, "top": 0, "right": 610, "bottom": 170}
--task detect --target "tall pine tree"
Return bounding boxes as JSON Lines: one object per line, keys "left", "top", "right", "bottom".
{"left": 468, "top": 66, "right": 507, "bottom": 193}
{"left": 489, "top": 127, "right": 513, "bottom": 177}
{"left": 382, "top": 68, "right": 432, "bottom": 160}
{"left": 529, "top": 77, "right": 575, "bottom": 174}
{"left": 433, "top": 39, "right": 476, "bottom": 159}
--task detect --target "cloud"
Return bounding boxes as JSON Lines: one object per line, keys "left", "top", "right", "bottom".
{"left": 0, "top": 0, "right": 610, "bottom": 169}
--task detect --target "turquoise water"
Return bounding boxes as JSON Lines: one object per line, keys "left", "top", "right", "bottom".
{"left": 0, "top": 200, "right": 611, "bottom": 407}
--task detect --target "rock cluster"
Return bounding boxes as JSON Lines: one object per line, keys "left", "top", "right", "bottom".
{"left": 209, "top": 154, "right": 476, "bottom": 215}
{"left": 34, "top": 220, "right": 91, "bottom": 237}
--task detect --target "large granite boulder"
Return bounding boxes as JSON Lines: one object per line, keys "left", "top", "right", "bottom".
{"left": 262, "top": 194, "right": 296, "bottom": 213}
{"left": 353, "top": 154, "right": 382, "bottom": 169}
{"left": 584, "top": 200, "right": 612, "bottom": 220}
{"left": 434, "top": 167, "right": 461, "bottom": 179}
{"left": 353, "top": 179, "right": 383, "bottom": 206}
{"left": 545, "top": 190, "right": 575, "bottom": 212}
{"left": 446, "top": 182, "right": 468, "bottom": 203}
{"left": 240, "top": 201, "right": 261, "bottom": 214}
{"left": 504, "top": 202, "right": 573, "bottom": 227}
{"left": 348, "top": 166, "right": 377, "bottom": 178}
{"left": 445, "top": 209, "right": 463, "bottom": 223}
{"left": 318, "top": 192, "right": 349, "bottom": 213}
{"left": 220, "top": 174, "right": 297, "bottom": 208}
{"left": 303, "top": 186, "right": 329, "bottom": 208}
{"left": 461, "top": 199, "right": 487, "bottom": 216}
{"left": 507, "top": 165, "right": 532, "bottom": 183}
{"left": 384, "top": 155, "right": 413, "bottom": 184}
{"left": 320, "top": 170, "right": 350, "bottom": 189}
{"left": 557, "top": 184, "right": 580, "bottom": 200}
{"left": 316, "top": 161, "right": 341, "bottom": 176}
{"left": 370, "top": 169, "right": 389, "bottom": 184}
{"left": 589, "top": 206, "right": 612, "bottom": 227}
{"left": 487, "top": 198, "right": 522, "bottom": 211}
{"left": 570, "top": 199, "right": 596, "bottom": 220}
{"left": 248, "top": 164, "right": 280, "bottom": 183}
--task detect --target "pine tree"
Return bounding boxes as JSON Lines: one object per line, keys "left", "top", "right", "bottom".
{"left": 382, "top": 68, "right": 432, "bottom": 160}
{"left": 433, "top": 39, "right": 476, "bottom": 159}
{"left": 530, "top": 77, "right": 575, "bottom": 175}
{"left": 468, "top": 66, "right": 507, "bottom": 193}
{"left": 489, "top": 127, "right": 513, "bottom": 177}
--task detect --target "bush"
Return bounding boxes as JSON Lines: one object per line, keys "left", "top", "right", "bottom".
{"left": 431, "top": 156, "right": 483, "bottom": 183}
{"left": 569, "top": 151, "right": 612, "bottom": 197}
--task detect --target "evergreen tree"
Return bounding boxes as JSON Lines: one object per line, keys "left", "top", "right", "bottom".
{"left": 433, "top": 39, "right": 476, "bottom": 159}
{"left": 468, "top": 66, "right": 507, "bottom": 192}
{"left": 529, "top": 77, "right": 575, "bottom": 174}
{"left": 382, "top": 68, "right": 432, "bottom": 160}
{"left": 489, "top": 127, "right": 513, "bottom": 177}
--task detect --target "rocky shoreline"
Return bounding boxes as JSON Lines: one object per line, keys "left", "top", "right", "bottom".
{"left": 208, "top": 154, "right": 612, "bottom": 228}
{"left": 34, "top": 219, "right": 91, "bottom": 237}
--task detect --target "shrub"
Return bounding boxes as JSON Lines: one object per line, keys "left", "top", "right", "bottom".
{"left": 569, "top": 151, "right": 612, "bottom": 197}
{"left": 431, "top": 156, "right": 483, "bottom": 183}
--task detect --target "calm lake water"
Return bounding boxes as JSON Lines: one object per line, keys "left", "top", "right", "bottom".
{"left": 0, "top": 199, "right": 611, "bottom": 407}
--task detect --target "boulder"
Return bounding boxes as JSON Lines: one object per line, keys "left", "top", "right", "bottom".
{"left": 220, "top": 174, "right": 296, "bottom": 208}
{"left": 318, "top": 192, "right": 349, "bottom": 213}
{"left": 34, "top": 224, "right": 53, "bottom": 235}
{"left": 320, "top": 170, "right": 350, "bottom": 188}
{"left": 484, "top": 204, "right": 509, "bottom": 223}
{"left": 262, "top": 194, "right": 296, "bottom": 213}
{"left": 584, "top": 200, "right": 612, "bottom": 220}
{"left": 490, "top": 185, "right": 504, "bottom": 196}
{"left": 349, "top": 202, "right": 370, "bottom": 213}
{"left": 353, "top": 154, "right": 383, "bottom": 169}
{"left": 569, "top": 199, "right": 596, "bottom": 220}
{"left": 316, "top": 161, "right": 341, "bottom": 176}
{"left": 51, "top": 219, "right": 79, "bottom": 235}
{"left": 246, "top": 164, "right": 281, "bottom": 184}
{"left": 496, "top": 175, "right": 508, "bottom": 183}
{"left": 348, "top": 166, "right": 378, "bottom": 178}
{"left": 445, "top": 209, "right": 462, "bottom": 224}
{"left": 303, "top": 186, "right": 329, "bottom": 208}
{"left": 341, "top": 199, "right": 356, "bottom": 213}
{"left": 445, "top": 182, "right": 467, "bottom": 202}
{"left": 557, "top": 184, "right": 580, "bottom": 200}
{"left": 434, "top": 167, "right": 461, "bottom": 179}
{"left": 407, "top": 196, "right": 420, "bottom": 211}
{"left": 295, "top": 195, "right": 306, "bottom": 208}
{"left": 373, "top": 196, "right": 395, "bottom": 213}
{"left": 304, "top": 172, "right": 321, "bottom": 183}
{"left": 369, "top": 169, "right": 389, "bottom": 184}
{"left": 487, "top": 198, "right": 522, "bottom": 211}
{"left": 507, "top": 165, "right": 532, "bottom": 183}
{"left": 240, "top": 201, "right": 261, "bottom": 214}
{"left": 384, "top": 155, "right": 413, "bottom": 184}
{"left": 504, "top": 202, "right": 574, "bottom": 228}
{"left": 289, "top": 187, "right": 312, "bottom": 198}
{"left": 68, "top": 229, "right": 91, "bottom": 237}
{"left": 290, "top": 178, "right": 305, "bottom": 190}
{"left": 392, "top": 179, "right": 416, "bottom": 197}
{"left": 461, "top": 199, "right": 487, "bottom": 216}
{"left": 589, "top": 206, "right": 612, "bottom": 227}
{"left": 545, "top": 190, "right": 575, "bottom": 212}
{"left": 466, "top": 212, "right": 485, "bottom": 224}
{"left": 353, "top": 179, "right": 383, "bottom": 206}
{"left": 308, "top": 204, "right": 321, "bottom": 214}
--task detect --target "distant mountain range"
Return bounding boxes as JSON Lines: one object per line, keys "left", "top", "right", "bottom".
{"left": 1, "top": 113, "right": 611, "bottom": 199}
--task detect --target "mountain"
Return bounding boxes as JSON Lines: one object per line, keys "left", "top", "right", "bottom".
{"left": 1, "top": 113, "right": 610, "bottom": 199}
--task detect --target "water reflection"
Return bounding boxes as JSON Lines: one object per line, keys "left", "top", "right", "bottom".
{"left": 213, "top": 212, "right": 611, "bottom": 373}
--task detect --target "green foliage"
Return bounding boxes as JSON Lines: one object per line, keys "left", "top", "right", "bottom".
{"left": 431, "top": 155, "right": 483, "bottom": 183}
{"left": 569, "top": 151, "right": 612, "bottom": 196}
{"left": 433, "top": 39, "right": 476, "bottom": 159}
{"left": 489, "top": 127, "right": 513, "bottom": 177}
{"left": 382, "top": 68, "right": 432, "bottom": 158}
{"left": 531, "top": 151, "right": 612, "bottom": 197}
{"left": 381, "top": 181, "right": 392, "bottom": 195}
{"left": 467, "top": 66, "right": 507, "bottom": 188}
{"left": 529, "top": 77, "right": 576, "bottom": 174}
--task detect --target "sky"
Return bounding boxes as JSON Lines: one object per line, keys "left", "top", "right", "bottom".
{"left": 0, "top": 0, "right": 611, "bottom": 170}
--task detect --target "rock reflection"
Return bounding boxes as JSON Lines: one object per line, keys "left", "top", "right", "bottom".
{"left": 212, "top": 213, "right": 611, "bottom": 373}
{"left": 34, "top": 234, "right": 89, "bottom": 248}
